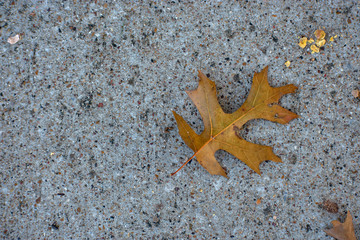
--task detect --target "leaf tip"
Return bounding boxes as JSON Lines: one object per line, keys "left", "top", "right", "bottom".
{"left": 288, "top": 112, "right": 300, "bottom": 123}
{"left": 221, "top": 172, "right": 229, "bottom": 178}
{"left": 251, "top": 165, "right": 262, "bottom": 175}
{"left": 172, "top": 110, "right": 182, "bottom": 119}
{"left": 217, "top": 173, "right": 228, "bottom": 178}
{"left": 288, "top": 84, "right": 298, "bottom": 93}
{"left": 197, "top": 70, "right": 205, "bottom": 79}
{"left": 258, "top": 65, "right": 269, "bottom": 76}
{"left": 210, "top": 167, "right": 228, "bottom": 178}
{"left": 172, "top": 110, "right": 179, "bottom": 119}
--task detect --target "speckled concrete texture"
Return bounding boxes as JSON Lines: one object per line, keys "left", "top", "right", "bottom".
{"left": 1, "top": 1, "right": 359, "bottom": 239}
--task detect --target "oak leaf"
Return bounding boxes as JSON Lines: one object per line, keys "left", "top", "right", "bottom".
{"left": 172, "top": 66, "right": 298, "bottom": 177}
{"left": 324, "top": 211, "right": 357, "bottom": 240}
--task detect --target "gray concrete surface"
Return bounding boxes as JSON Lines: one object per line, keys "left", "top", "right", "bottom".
{"left": 1, "top": 1, "right": 359, "bottom": 239}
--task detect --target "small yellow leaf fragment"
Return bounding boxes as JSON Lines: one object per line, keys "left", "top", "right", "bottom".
{"left": 314, "top": 29, "right": 326, "bottom": 40}
{"left": 311, "top": 45, "right": 319, "bottom": 53}
{"left": 298, "top": 37, "right": 307, "bottom": 48}
{"left": 7, "top": 34, "right": 20, "bottom": 44}
{"left": 329, "top": 36, "right": 334, "bottom": 42}
{"left": 334, "top": 35, "right": 338, "bottom": 38}
{"left": 285, "top": 61, "right": 291, "bottom": 67}
{"left": 316, "top": 39, "right": 326, "bottom": 47}
{"left": 308, "top": 38, "right": 314, "bottom": 43}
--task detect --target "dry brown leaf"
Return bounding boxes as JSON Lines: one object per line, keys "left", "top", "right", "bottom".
{"left": 324, "top": 211, "right": 357, "bottom": 240}
{"left": 352, "top": 90, "right": 360, "bottom": 98}
{"left": 321, "top": 200, "right": 339, "bottom": 213}
{"left": 172, "top": 66, "right": 298, "bottom": 177}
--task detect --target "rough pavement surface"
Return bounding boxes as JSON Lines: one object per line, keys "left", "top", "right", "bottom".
{"left": 1, "top": 1, "right": 359, "bottom": 239}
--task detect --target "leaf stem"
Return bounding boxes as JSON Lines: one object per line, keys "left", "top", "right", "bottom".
{"left": 170, "top": 152, "right": 197, "bottom": 176}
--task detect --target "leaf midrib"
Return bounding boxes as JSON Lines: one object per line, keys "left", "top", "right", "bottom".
{"left": 195, "top": 74, "right": 271, "bottom": 159}
{"left": 196, "top": 104, "right": 259, "bottom": 157}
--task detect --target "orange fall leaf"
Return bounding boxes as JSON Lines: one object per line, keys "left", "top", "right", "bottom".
{"left": 172, "top": 66, "right": 298, "bottom": 177}
{"left": 324, "top": 211, "right": 357, "bottom": 240}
